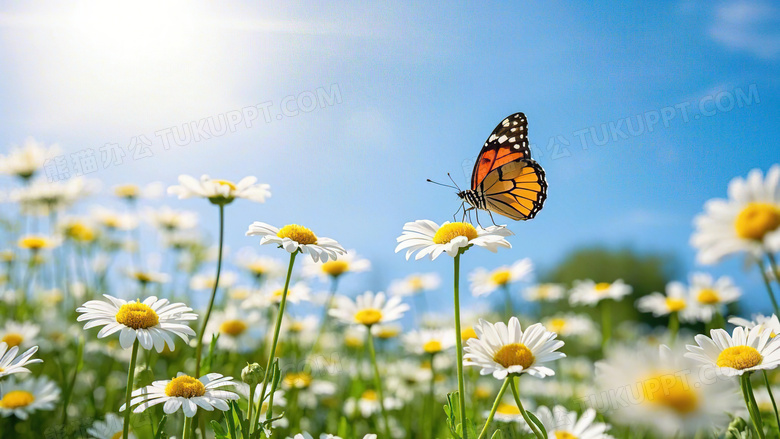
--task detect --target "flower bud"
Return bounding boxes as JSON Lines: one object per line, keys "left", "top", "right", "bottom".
{"left": 242, "top": 362, "right": 264, "bottom": 385}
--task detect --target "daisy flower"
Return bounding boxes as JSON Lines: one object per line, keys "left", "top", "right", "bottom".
{"left": 402, "top": 329, "right": 456, "bottom": 355}
{"left": 395, "top": 220, "right": 512, "bottom": 260}
{"left": 59, "top": 217, "right": 98, "bottom": 245}
{"left": 329, "top": 291, "right": 409, "bottom": 327}
{"left": 388, "top": 273, "right": 441, "bottom": 297}
{"left": 344, "top": 389, "right": 403, "bottom": 418}
{"left": 125, "top": 269, "right": 170, "bottom": 286}
{"left": 76, "top": 295, "right": 197, "bottom": 352}
{"left": 541, "top": 314, "right": 598, "bottom": 338}
{"left": 0, "top": 137, "right": 59, "bottom": 180}
{"left": 91, "top": 207, "right": 138, "bottom": 231}
{"left": 0, "top": 376, "right": 60, "bottom": 419}
{"left": 0, "top": 321, "right": 41, "bottom": 350}
{"left": 203, "top": 305, "right": 262, "bottom": 353}
{"left": 235, "top": 249, "right": 285, "bottom": 281}
{"left": 167, "top": 174, "right": 271, "bottom": 205}
{"left": 87, "top": 413, "right": 136, "bottom": 439}
{"left": 594, "top": 344, "right": 740, "bottom": 436}
{"left": 0, "top": 342, "right": 42, "bottom": 379}
{"left": 464, "top": 317, "right": 565, "bottom": 379}
{"left": 523, "top": 283, "right": 566, "bottom": 302}
{"left": 122, "top": 372, "right": 239, "bottom": 417}
{"left": 685, "top": 325, "right": 780, "bottom": 376}
{"left": 190, "top": 271, "right": 238, "bottom": 291}
{"left": 144, "top": 206, "right": 198, "bottom": 231}
{"left": 729, "top": 313, "right": 780, "bottom": 337}
{"left": 637, "top": 281, "right": 701, "bottom": 322}
{"left": 569, "top": 279, "right": 632, "bottom": 306}
{"left": 11, "top": 177, "right": 95, "bottom": 215}
{"left": 17, "top": 235, "right": 59, "bottom": 252}
{"left": 691, "top": 164, "right": 780, "bottom": 264}
{"left": 372, "top": 323, "right": 403, "bottom": 340}
{"left": 688, "top": 272, "right": 741, "bottom": 320}
{"left": 301, "top": 249, "right": 371, "bottom": 281}
{"left": 113, "top": 182, "right": 163, "bottom": 201}
{"left": 246, "top": 222, "right": 346, "bottom": 263}
{"left": 531, "top": 406, "right": 613, "bottom": 439}
{"left": 244, "top": 281, "right": 312, "bottom": 308}
{"left": 469, "top": 258, "right": 534, "bottom": 297}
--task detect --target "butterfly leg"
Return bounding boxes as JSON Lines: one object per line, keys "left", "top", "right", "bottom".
{"left": 462, "top": 207, "right": 473, "bottom": 223}
{"left": 487, "top": 210, "right": 498, "bottom": 227}
{"left": 453, "top": 202, "right": 465, "bottom": 222}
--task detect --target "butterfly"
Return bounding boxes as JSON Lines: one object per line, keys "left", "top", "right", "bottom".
{"left": 432, "top": 113, "right": 548, "bottom": 223}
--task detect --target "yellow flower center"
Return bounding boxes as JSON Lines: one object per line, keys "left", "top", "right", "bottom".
{"left": 496, "top": 402, "right": 521, "bottom": 415}
{"left": 548, "top": 318, "right": 567, "bottom": 333}
{"left": 697, "top": 289, "right": 720, "bottom": 305}
{"left": 219, "top": 319, "right": 248, "bottom": 337}
{"left": 321, "top": 260, "right": 349, "bottom": 277}
{"left": 461, "top": 326, "right": 478, "bottom": 341}
{"left": 423, "top": 340, "right": 443, "bottom": 353}
{"left": 66, "top": 223, "right": 95, "bottom": 242}
{"left": 0, "top": 251, "right": 15, "bottom": 262}
{"left": 18, "top": 236, "right": 48, "bottom": 250}
{"left": 114, "top": 184, "right": 140, "bottom": 198}
{"left": 491, "top": 269, "right": 512, "bottom": 286}
{"left": 554, "top": 432, "right": 578, "bottom": 439}
{"left": 432, "top": 222, "right": 478, "bottom": 245}
{"left": 115, "top": 302, "right": 160, "bottom": 330}
{"left": 165, "top": 375, "right": 206, "bottom": 398}
{"left": 355, "top": 308, "right": 383, "bottom": 326}
{"left": 641, "top": 373, "right": 699, "bottom": 414}
{"left": 247, "top": 262, "right": 267, "bottom": 275}
{"left": 111, "top": 432, "right": 123, "bottom": 439}
{"left": 493, "top": 343, "right": 535, "bottom": 369}
{"left": 594, "top": 282, "right": 611, "bottom": 293}
{"left": 283, "top": 372, "right": 312, "bottom": 389}
{"left": 665, "top": 298, "right": 687, "bottom": 312}
{"left": 1, "top": 333, "right": 23, "bottom": 348}
{"left": 376, "top": 326, "right": 400, "bottom": 339}
{"left": 133, "top": 272, "right": 154, "bottom": 283}
{"left": 277, "top": 224, "right": 318, "bottom": 245}
{"left": 361, "top": 389, "right": 378, "bottom": 401}
{"left": 409, "top": 276, "right": 424, "bottom": 291}
{"left": 212, "top": 179, "right": 237, "bottom": 191}
{"left": 0, "top": 390, "right": 35, "bottom": 409}
{"left": 345, "top": 335, "right": 363, "bottom": 348}
{"left": 716, "top": 346, "right": 763, "bottom": 369}
{"left": 735, "top": 202, "right": 780, "bottom": 241}
{"left": 229, "top": 287, "right": 250, "bottom": 300}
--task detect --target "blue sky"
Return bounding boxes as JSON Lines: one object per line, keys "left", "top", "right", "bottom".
{"left": 0, "top": 1, "right": 778, "bottom": 313}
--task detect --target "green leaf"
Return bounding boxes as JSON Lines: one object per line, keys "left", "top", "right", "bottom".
{"left": 224, "top": 401, "right": 238, "bottom": 438}
{"left": 153, "top": 415, "right": 167, "bottom": 439}
{"left": 203, "top": 334, "right": 219, "bottom": 374}
{"left": 525, "top": 410, "right": 548, "bottom": 439}
{"left": 211, "top": 420, "right": 228, "bottom": 439}
{"left": 490, "top": 429, "right": 503, "bottom": 439}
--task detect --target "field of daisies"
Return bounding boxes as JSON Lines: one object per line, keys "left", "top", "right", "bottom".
{"left": 1, "top": 141, "right": 780, "bottom": 439}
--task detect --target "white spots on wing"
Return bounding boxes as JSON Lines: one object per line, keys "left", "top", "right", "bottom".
{"left": 498, "top": 135, "right": 508, "bottom": 143}
{"left": 483, "top": 142, "right": 488, "bottom": 147}
{"left": 520, "top": 134, "right": 525, "bottom": 138}
{"left": 508, "top": 137, "right": 516, "bottom": 143}
{"left": 488, "top": 134, "right": 498, "bottom": 142}
{"left": 514, "top": 144, "right": 520, "bottom": 149}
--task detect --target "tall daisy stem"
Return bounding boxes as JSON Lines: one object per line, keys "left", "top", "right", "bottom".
{"left": 478, "top": 378, "right": 510, "bottom": 439}
{"left": 195, "top": 204, "right": 225, "bottom": 377}
{"left": 509, "top": 377, "right": 544, "bottom": 439}
{"left": 255, "top": 250, "right": 298, "bottom": 429}
{"left": 123, "top": 339, "right": 139, "bottom": 439}
{"left": 429, "top": 352, "right": 437, "bottom": 439}
{"left": 502, "top": 284, "right": 514, "bottom": 321}
{"left": 600, "top": 299, "right": 612, "bottom": 350}
{"left": 182, "top": 416, "right": 193, "bottom": 439}
{"left": 759, "top": 255, "right": 780, "bottom": 316}
{"left": 741, "top": 373, "right": 766, "bottom": 439}
{"left": 367, "top": 331, "right": 393, "bottom": 439}
{"left": 762, "top": 370, "right": 780, "bottom": 433}
{"left": 668, "top": 311, "right": 679, "bottom": 342}
{"left": 453, "top": 252, "right": 468, "bottom": 438}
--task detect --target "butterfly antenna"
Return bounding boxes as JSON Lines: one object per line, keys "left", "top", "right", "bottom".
{"left": 446, "top": 173, "right": 462, "bottom": 191}
{"left": 426, "top": 178, "right": 458, "bottom": 190}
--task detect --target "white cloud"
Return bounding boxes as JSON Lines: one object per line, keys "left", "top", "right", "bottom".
{"left": 708, "top": 0, "right": 780, "bottom": 59}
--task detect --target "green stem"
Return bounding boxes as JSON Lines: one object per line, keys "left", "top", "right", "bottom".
{"left": 247, "top": 384, "right": 255, "bottom": 436}
{"left": 367, "top": 331, "right": 393, "bottom": 439}
{"left": 759, "top": 256, "right": 780, "bottom": 317}
{"left": 668, "top": 311, "right": 679, "bottom": 342}
{"left": 255, "top": 250, "right": 298, "bottom": 430}
{"left": 600, "top": 299, "right": 612, "bottom": 350}
{"left": 195, "top": 204, "right": 225, "bottom": 377}
{"left": 742, "top": 373, "right": 767, "bottom": 439}
{"left": 453, "top": 252, "right": 468, "bottom": 438}
{"left": 429, "top": 353, "right": 437, "bottom": 439}
{"left": 763, "top": 370, "right": 780, "bottom": 434}
{"left": 478, "top": 378, "right": 510, "bottom": 439}
{"left": 123, "top": 339, "right": 140, "bottom": 439}
{"left": 61, "top": 336, "right": 84, "bottom": 426}
{"left": 182, "top": 416, "right": 193, "bottom": 439}
{"left": 509, "top": 377, "right": 544, "bottom": 439}
{"left": 502, "top": 284, "right": 514, "bottom": 321}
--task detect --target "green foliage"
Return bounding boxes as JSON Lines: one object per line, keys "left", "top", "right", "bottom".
{"left": 726, "top": 417, "right": 755, "bottom": 439}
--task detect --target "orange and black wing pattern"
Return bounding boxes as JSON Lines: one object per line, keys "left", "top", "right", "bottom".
{"left": 479, "top": 159, "right": 547, "bottom": 221}
{"left": 470, "top": 112, "right": 531, "bottom": 190}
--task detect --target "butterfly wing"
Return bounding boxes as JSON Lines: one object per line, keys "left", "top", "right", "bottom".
{"left": 478, "top": 159, "right": 547, "bottom": 220}
{"left": 471, "top": 112, "right": 531, "bottom": 190}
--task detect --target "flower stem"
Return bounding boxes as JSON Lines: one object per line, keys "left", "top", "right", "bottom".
{"left": 367, "top": 330, "right": 393, "bottom": 439}
{"left": 742, "top": 373, "right": 766, "bottom": 439}
{"left": 502, "top": 284, "right": 514, "bottom": 321}
{"left": 429, "top": 352, "right": 437, "bottom": 439}
{"left": 453, "top": 252, "right": 468, "bottom": 438}
{"left": 668, "top": 311, "right": 679, "bottom": 342}
{"left": 195, "top": 204, "right": 225, "bottom": 377}
{"left": 182, "top": 416, "right": 193, "bottom": 439}
{"left": 600, "top": 299, "right": 612, "bottom": 350}
{"left": 255, "top": 250, "right": 298, "bottom": 430}
{"left": 246, "top": 383, "right": 255, "bottom": 436}
{"left": 123, "top": 339, "right": 139, "bottom": 439}
{"left": 478, "top": 378, "right": 510, "bottom": 439}
{"left": 759, "top": 255, "right": 780, "bottom": 316}
{"left": 762, "top": 370, "right": 780, "bottom": 434}
{"left": 509, "top": 377, "right": 544, "bottom": 439}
